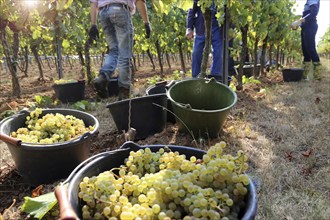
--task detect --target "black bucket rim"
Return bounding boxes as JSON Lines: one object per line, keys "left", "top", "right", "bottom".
{"left": 106, "top": 93, "right": 167, "bottom": 108}
{"left": 166, "top": 78, "right": 237, "bottom": 113}
{"left": 145, "top": 84, "right": 166, "bottom": 96}
{"left": 281, "top": 68, "right": 304, "bottom": 71}
{"left": 0, "top": 108, "right": 99, "bottom": 149}
{"left": 52, "top": 80, "right": 85, "bottom": 87}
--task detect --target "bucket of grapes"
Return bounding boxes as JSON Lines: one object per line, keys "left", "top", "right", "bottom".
{"left": 0, "top": 108, "right": 99, "bottom": 186}
{"left": 56, "top": 141, "right": 257, "bottom": 220}
{"left": 53, "top": 79, "right": 85, "bottom": 103}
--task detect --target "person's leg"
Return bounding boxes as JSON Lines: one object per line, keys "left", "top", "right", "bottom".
{"left": 304, "top": 24, "right": 320, "bottom": 63}
{"left": 301, "top": 28, "right": 311, "bottom": 62}
{"left": 306, "top": 23, "right": 321, "bottom": 80}
{"left": 94, "top": 8, "right": 119, "bottom": 98}
{"left": 228, "top": 39, "right": 236, "bottom": 76}
{"left": 301, "top": 28, "right": 312, "bottom": 79}
{"left": 111, "top": 6, "right": 134, "bottom": 99}
{"left": 192, "top": 35, "right": 205, "bottom": 77}
{"left": 210, "top": 22, "right": 222, "bottom": 75}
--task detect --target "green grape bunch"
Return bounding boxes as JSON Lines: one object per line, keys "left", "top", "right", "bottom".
{"left": 78, "top": 142, "right": 250, "bottom": 220}
{"left": 10, "top": 108, "right": 94, "bottom": 144}
{"left": 54, "top": 79, "right": 78, "bottom": 84}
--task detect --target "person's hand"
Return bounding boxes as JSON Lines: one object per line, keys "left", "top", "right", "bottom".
{"left": 186, "top": 28, "right": 193, "bottom": 40}
{"left": 290, "top": 19, "right": 302, "bottom": 30}
{"left": 88, "top": 25, "right": 99, "bottom": 44}
{"left": 144, "top": 22, "right": 151, "bottom": 38}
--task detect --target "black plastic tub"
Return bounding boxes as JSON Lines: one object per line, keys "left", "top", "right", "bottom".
{"left": 243, "top": 65, "right": 254, "bottom": 77}
{"left": 53, "top": 80, "right": 85, "bottom": 103}
{"left": 145, "top": 81, "right": 176, "bottom": 123}
{"left": 66, "top": 141, "right": 258, "bottom": 220}
{"left": 0, "top": 109, "right": 99, "bottom": 186}
{"left": 282, "top": 68, "right": 303, "bottom": 82}
{"left": 106, "top": 94, "right": 167, "bottom": 140}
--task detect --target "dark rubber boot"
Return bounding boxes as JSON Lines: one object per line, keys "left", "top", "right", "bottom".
{"left": 313, "top": 62, "right": 322, "bottom": 81}
{"left": 93, "top": 74, "right": 109, "bottom": 98}
{"left": 303, "top": 62, "right": 312, "bottom": 80}
{"left": 118, "top": 87, "right": 130, "bottom": 101}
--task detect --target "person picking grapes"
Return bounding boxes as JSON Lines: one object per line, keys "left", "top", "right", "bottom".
{"left": 89, "top": 0, "right": 151, "bottom": 100}
{"left": 291, "top": 0, "right": 321, "bottom": 80}
{"left": 186, "top": 0, "right": 223, "bottom": 78}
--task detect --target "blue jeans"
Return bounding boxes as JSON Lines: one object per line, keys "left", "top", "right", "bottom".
{"left": 301, "top": 23, "right": 320, "bottom": 63}
{"left": 191, "top": 20, "right": 223, "bottom": 77}
{"left": 99, "top": 5, "right": 134, "bottom": 89}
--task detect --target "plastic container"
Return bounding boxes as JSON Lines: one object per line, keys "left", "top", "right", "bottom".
{"left": 243, "top": 65, "right": 254, "bottom": 77}
{"left": 53, "top": 80, "right": 85, "bottom": 103}
{"left": 145, "top": 81, "right": 176, "bottom": 123}
{"left": 106, "top": 94, "right": 167, "bottom": 140}
{"left": 282, "top": 68, "right": 303, "bottom": 82}
{"left": 167, "top": 78, "right": 237, "bottom": 139}
{"left": 64, "top": 141, "right": 257, "bottom": 220}
{"left": 0, "top": 109, "right": 99, "bottom": 186}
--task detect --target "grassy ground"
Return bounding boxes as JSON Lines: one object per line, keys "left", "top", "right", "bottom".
{"left": 236, "top": 58, "right": 330, "bottom": 220}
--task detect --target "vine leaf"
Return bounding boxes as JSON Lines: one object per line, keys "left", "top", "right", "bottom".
{"left": 21, "top": 192, "right": 57, "bottom": 220}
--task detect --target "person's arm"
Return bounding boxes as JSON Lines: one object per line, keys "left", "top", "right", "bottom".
{"left": 90, "top": 1, "right": 98, "bottom": 25}
{"left": 301, "top": 4, "right": 319, "bottom": 23}
{"left": 187, "top": 8, "right": 194, "bottom": 30}
{"left": 136, "top": 0, "right": 150, "bottom": 23}
{"left": 136, "top": 0, "right": 151, "bottom": 38}
{"left": 186, "top": 8, "right": 194, "bottom": 39}
{"left": 88, "top": 1, "right": 99, "bottom": 44}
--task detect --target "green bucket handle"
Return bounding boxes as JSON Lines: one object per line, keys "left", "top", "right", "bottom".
{"left": 205, "top": 77, "right": 218, "bottom": 84}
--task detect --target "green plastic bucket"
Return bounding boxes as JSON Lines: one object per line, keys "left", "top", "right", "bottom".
{"left": 167, "top": 78, "right": 237, "bottom": 138}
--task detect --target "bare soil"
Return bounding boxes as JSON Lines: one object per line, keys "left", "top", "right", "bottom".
{"left": 0, "top": 58, "right": 329, "bottom": 220}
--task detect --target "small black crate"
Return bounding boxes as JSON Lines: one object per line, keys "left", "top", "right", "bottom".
{"left": 282, "top": 68, "right": 303, "bottom": 82}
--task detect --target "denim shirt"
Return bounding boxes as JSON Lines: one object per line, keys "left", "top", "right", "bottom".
{"left": 90, "top": 0, "right": 135, "bottom": 14}
{"left": 187, "top": 7, "right": 205, "bottom": 36}
{"left": 302, "top": 0, "right": 319, "bottom": 26}
{"left": 186, "top": 0, "right": 219, "bottom": 36}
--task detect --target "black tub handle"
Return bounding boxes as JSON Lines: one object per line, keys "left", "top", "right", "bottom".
{"left": 0, "top": 109, "right": 27, "bottom": 125}
{"left": 62, "top": 152, "right": 109, "bottom": 184}
{"left": 18, "top": 109, "right": 30, "bottom": 115}
{"left": 63, "top": 148, "right": 130, "bottom": 184}
{"left": 165, "top": 80, "right": 176, "bottom": 89}
{"left": 155, "top": 80, "right": 167, "bottom": 86}
{"left": 119, "top": 141, "right": 141, "bottom": 151}
{"left": 78, "top": 132, "right": 91, "bottom": 141}
{"left": 58, "top": 147, "right": 131, "bottom": 219}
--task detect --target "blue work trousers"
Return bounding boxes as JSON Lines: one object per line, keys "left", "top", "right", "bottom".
{"left": 301, "top": 23, "right": 320, "bottom": 63}
{"left": 191, "top": 24, "right": 222, "bottom": 77}
{"left": 99, "top": 5, "right": 134, "bottom": 89}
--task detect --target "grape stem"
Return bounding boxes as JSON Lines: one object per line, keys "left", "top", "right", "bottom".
{"left": 93, "top": 191, "right": 112, "bottom": 205}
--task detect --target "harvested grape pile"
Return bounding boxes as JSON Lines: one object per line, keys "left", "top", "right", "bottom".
{"left": 78, "top": 142, "right": 249, "bottom": 220}
{"left": 10, "top": 108, "right": 95, "bottom": 144}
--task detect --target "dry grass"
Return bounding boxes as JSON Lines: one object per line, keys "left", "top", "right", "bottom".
{"left": 228, "top": 58, "right": 330, "bottom": 220}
